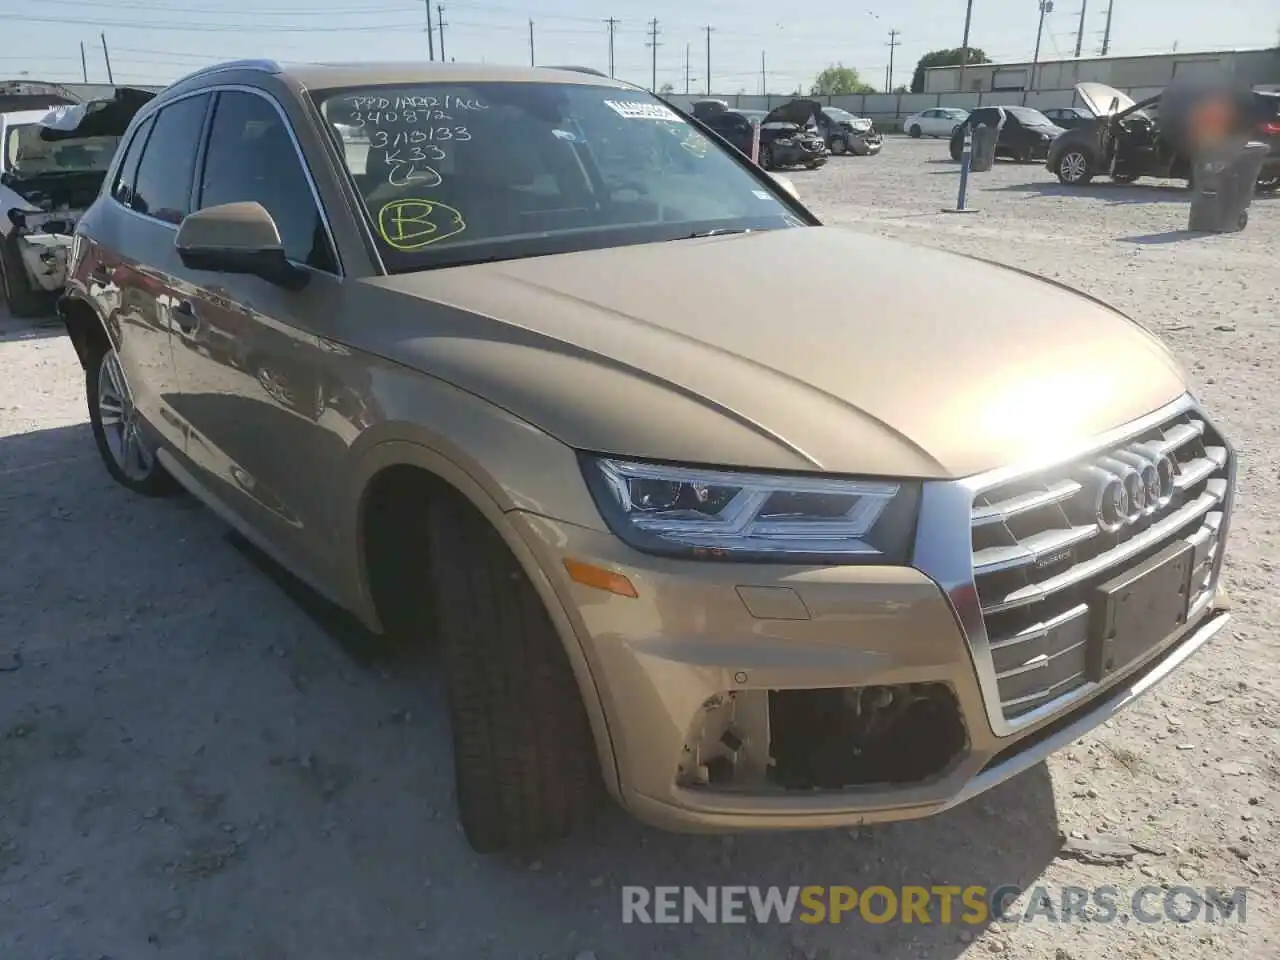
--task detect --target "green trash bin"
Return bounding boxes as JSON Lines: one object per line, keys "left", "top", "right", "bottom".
{"left": 1188, "top": 140, "right": 1271, "bottom": 233}
{"left": 970, "top": 123, "right": 999, "bottom": 173}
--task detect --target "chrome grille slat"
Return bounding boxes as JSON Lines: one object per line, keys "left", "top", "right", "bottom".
{"left": 982, "top": 484, "right": 1224, "bottom": 615}
{"left": 971, "top": 478, "right": 1082, "bottom": 527}
{"left": 966, "top": 406, "right": 1233, "bottom": 724}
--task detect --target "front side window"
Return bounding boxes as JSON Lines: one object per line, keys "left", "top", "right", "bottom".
{"left": 197, "top": 90, "right": 336, "bottom": 272}
{"left": 131, "top": 94, "right": 210, "bottom": 224}
{"left": 314, "top": 82, "right": 802, "bottom": 272}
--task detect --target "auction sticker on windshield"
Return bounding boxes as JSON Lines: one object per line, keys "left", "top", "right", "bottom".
{"left": 604, "top": 100, "right": 681, "bottom": 121}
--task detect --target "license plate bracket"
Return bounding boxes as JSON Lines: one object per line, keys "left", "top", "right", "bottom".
{"left": 1087, "top": 540, "right": 1194, "bottom": 682}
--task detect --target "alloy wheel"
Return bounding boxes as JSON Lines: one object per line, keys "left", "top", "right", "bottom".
{"left": 1059, "top": 151, "right": 1089, "bottom": 183}
{"left": 97, "top": 349, "right": 156, "bottom": 481}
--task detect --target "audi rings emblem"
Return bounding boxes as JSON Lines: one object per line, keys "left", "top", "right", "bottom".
{"left": 1087, "top": 449, "right": 1178, "bottom": 532}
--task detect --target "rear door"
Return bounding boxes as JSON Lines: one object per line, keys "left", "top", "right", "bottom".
{"left": 87, "top": 94, "right": 212, "bottom": 454}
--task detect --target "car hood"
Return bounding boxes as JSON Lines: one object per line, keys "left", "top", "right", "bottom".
{"left": 1075, "top": 82, "right": 1136, "bottom": 118}
{"left": 36, "top": 86, "right": 154, "bottom": 141}
{"left": 764, "top": 98, "right": 822, "bottom": 127}
{"left": 359, "top": 227, "right": 1187, "bottom": 480}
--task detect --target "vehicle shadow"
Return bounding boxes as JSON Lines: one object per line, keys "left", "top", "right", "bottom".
{"left": 0, "top": 309, "right": 65, "bottom": 344}
{"left": 1118, "top": 230, "right": 1207, "bottom": 245}
{"left": 0, "top": 420, "right": 1065, "bottom": 960}
{"left": 997, "top": 181, "right": 1190, "bottom": 205}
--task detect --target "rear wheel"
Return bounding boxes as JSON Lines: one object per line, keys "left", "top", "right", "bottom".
{"left": 908, "top": 124, "right": 922, "bottom": 138}
{"left": 1055, "top": 149, "right": 1093, "bottom": 185}
{"left": 429, "top": 496, "right": 602, "bottom": 853}
{"left": 86, "top": 335, "right": 176, "bottom": 496}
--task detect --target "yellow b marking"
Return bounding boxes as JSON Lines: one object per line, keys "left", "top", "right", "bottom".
{"left": 377, "top": 199, "right": 466, "bottom": 250}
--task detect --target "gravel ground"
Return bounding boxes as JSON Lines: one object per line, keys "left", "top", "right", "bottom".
{"left": 1, "top": 135, "right": 1277, "bottom": 960}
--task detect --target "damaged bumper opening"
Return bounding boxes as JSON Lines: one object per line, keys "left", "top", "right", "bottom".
{"left": 679, "top": 682, "right": 967, "bottom": 792}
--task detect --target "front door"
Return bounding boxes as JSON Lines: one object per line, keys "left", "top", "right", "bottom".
{"left": 168, "top": 88, "right": 346, "bottom": 579}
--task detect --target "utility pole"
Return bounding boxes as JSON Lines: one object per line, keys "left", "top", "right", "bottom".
{"left": 760, "top": 51, "right": 766, "bottom": 97}
{"left": 604, "top": 17, "right": 618, "bottom": 78}
{"left": 958, "top": 0, "right": 974, "bottom": 92}
{"left": 1027, "top": 0, "right": 1053, "bottom": 104}
{"left": 528, "top": 19, "right": 535, "bottom": 66}
{"left": 437, "top": 5, "right": 447, "bottom": 61}
{"left": 1100, "top": 0, "right": 1114, "bottom": 55}
{"left": 684, "top": 43, "right": 691, "bottom": 94}
{"left": 100, "top": 32, "right": 114, "bottom": 84}
{"left": 646, "top": 18, "right": 660, "bottom": 92}
{"left": 1074, "top": 0, "right": 1088, "bottom": 57}
{"left": 425, "top": 0, "right": 435, "bottom": 61}
{"left": 80, "top": 41, "right": 88, "bottom": 82}
{"left": 704, "top": 26, "right": 713, "bottom": 96}
{"left": 886, "top": 29, "right": 900, "bottom": 91}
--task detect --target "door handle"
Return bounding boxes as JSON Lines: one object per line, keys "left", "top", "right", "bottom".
{"left": 173, "top": 300, "right": 197, "bottom": 334}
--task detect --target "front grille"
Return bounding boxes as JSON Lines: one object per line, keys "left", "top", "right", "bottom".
{"left": 969, "top": 411, "right": 1230, "bottom": 721}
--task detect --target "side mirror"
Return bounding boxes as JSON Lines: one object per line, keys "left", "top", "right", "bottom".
{"left": 770, "top": 172, "right": 799, "bottom": 200}
{"left": 175, "top": 201, "right": 308, "bottom": 292}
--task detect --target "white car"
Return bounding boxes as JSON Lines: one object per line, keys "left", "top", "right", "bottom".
{"left": 903, "top": 107, "right": 971, "bottom": 139}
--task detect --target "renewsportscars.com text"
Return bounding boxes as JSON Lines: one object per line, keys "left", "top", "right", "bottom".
{"left": 621, "top": 885, "right": 1249, "bottom": 926}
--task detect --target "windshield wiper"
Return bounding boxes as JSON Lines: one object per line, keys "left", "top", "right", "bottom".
{"left": 669, "top": 227, "right": 752, "bottom": 241}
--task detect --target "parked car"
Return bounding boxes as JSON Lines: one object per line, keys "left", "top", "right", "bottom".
{"left": 1041, "top": 106, "right": 1094, "bottom": 130}
{"left": 904, "top": 107, "right": 971, "bottom": 138}
{"left": 61, "top": 60, "right": 1235, "bottom": 855}
{"left": 700, "top": 106, "right": 828, "bottom": 170}
{"left": 949, "top": 105, "right": 1066, "bottom": 162}
{"left": 766, "top": 99, "right": 881, "bottom": 156}
{"left": 1, "top": 87, "right": 153, "bottom": 316}
{"left": 1047, "top": 81, "right": 1280, "bottom": 189}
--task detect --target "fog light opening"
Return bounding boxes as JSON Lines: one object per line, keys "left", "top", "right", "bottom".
{"left": 768, "top": 682, "right": 967, "bottom": 790}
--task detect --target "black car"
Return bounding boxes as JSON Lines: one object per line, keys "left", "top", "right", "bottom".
{"left": 949, "top": 106, "right": 1066, "bottom": 162}
{"left": 700, "top": 107, "right": 828, "bottom": 170}
{"left": 1047, "top": 82, "right": 1280, "bottom": 190}
{"left": 1041, "top": 106, "right": 1094, "bottom": 130}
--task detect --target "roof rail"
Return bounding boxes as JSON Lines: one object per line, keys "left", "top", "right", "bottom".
{"left": 172, "top": 59, "right": 283, "bottom": 86}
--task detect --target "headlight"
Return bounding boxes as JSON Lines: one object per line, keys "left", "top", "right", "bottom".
{"left": 579, "top": 456, "right": 920, "bottom": 563}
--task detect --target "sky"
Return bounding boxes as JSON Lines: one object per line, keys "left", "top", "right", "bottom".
{"left": 1, "top": 0, "right": 1275, "bottom": 97}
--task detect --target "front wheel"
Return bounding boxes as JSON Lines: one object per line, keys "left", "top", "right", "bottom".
{"left": 429, "top": 495, "right": 602, "bottom": 853}
{"left": 908, "top": 124, "right": 922, "bottom": 138}
{"left": 830, "top": 137, "right": 848, "bottom": 155}
{"left": 0, "top": 239, "right": 49, "bottom": 319}
{"left": 1055, "top": 149, "right": 1093, "bottom": 185}
{"left": 86, "top": 337, "right": 176, "bottom": 496}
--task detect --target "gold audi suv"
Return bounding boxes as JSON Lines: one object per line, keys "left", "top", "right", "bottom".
{"left": 57, "top": 60, "right": 1234, "bottom": 852}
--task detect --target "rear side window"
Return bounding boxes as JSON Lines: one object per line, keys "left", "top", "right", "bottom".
{"left": 110, "top": 115, "right": 154, "bottom": 206}
{"left": 197, "top": 90, "right": 337, "bottom": 273}
{"left": 131, "top": 94, "right": 210, "bottom": 224}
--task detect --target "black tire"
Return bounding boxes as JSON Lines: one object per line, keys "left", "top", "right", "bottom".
{"left": 1237, "top": 210, "right": 1248, "bottom": 230}
{"left": 950, "top": 137, "right": 962, "bottom": 162}
{"left": 429, "top": 496, "right": 602, "bottom": 853}
{"left": 0, "top": 237, "right": 50, "bottom": 319}
{"left": 759, "top": 144, "right": 774, "bottom": 170}
{"left": 85, "top": 334, "right": 177, "bottom": 496}
{"left": 908, "top": 124, "right": 922, "bottom": 139}
{"left": 829, "top": 137, "right": 848, "bottom": 156}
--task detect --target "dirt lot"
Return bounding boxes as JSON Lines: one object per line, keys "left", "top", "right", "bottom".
{"left": 1, "top": 136, "right": 1277, "bottom": 960}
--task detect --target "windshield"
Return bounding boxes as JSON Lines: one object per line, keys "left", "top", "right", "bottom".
{"left": 3, "top": 123, "right": 120, "bottom": 176}
{"left": 825, "top": 108, "right": 854, "bottom": 121}
{"left": 1005, "top": 106, "right": 1055, "bottom": 126}
{"left": 314, "top": 82, "right": 802, "bottom": 272}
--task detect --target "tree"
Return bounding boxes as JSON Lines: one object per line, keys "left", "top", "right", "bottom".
{"left": 810, "top": 63, "right": 875, "bottom": 96}
{"left": 910, "top": 47, "right": 991, "bottom": 93}
{"left": 658, "top": 81, "right": 674, "bottom": 95}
